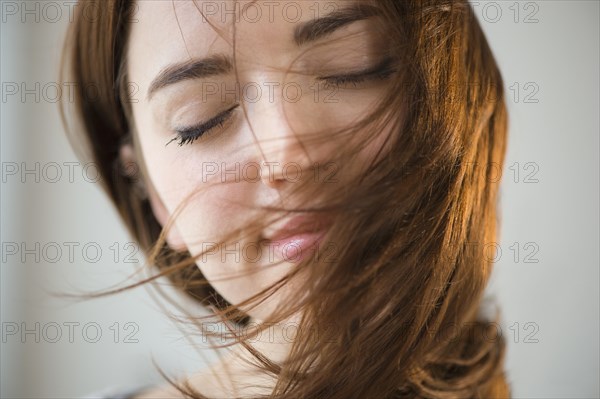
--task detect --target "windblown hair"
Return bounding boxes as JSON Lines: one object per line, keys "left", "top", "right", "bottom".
{"left": 60, "top": 0, "right": 511, "bottom": 397}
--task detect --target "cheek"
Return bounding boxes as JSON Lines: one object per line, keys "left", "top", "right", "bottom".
{"left": 135, "top": 131, "right": 238, "bottom": 242}
{"left": 171, "top": 182, "right": 254, "bottom": 248}
{"left": 360, "top": 113, "right": 397, "bottom": 163}
{"left": 149, "top": 158, "right": 252, "bottom": 244}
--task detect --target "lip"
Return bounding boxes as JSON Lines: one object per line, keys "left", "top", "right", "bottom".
{"left": 267, "top": 232, "right": 326, "bottom": 262}
{"left": 264, "top": 214, "right": 333, "bottom": 262}
{"left": 265, "top": 214, "right": 332, "bottom": 241}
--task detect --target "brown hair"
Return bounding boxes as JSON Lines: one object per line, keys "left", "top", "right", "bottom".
{"left": 60, "top": 0, "right": 511, "bottom": 397}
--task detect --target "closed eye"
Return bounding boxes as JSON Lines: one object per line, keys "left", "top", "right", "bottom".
{"left": 317, "top": 56, "right": 397, "bottom": 90}
{"left": 165, "top": 58, "right": 397, "bottom": 147}
{"left": 166, "top": 104, "right": 239, "bottom": 147}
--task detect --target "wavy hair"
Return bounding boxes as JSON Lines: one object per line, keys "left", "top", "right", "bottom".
{"left": 60, "top": 0, "right": 511, "bottom": 397}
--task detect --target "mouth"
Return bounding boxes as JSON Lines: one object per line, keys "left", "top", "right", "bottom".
{"left": 263, "top": 214, "right": 333, "bottom": 262}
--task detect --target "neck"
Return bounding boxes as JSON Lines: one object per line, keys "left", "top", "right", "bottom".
{"left": 186, "top": 316, "right": 299, "bottom": 397}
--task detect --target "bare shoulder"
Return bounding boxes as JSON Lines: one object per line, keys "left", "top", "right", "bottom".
{"left": 132, "top": 371, "right": 235, "bottom": 399}
{"left": 132, "top": 384, "right": 187, "bottom": 399}
{"left": 132, "top": 350, "right": 272, "bottom": 398}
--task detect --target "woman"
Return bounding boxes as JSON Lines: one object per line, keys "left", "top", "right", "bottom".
{"left": 61, "top": 0, "right": 510, "bottom": 397}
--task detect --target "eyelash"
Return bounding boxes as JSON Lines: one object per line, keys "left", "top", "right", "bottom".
{"left": 166, "top": 104, "right": 238, "bottom": 147}
{"left": 318, "top": 57, "right": 397, "bottom": 91}
{"left": 166, "top": 58, "right": 397, "bottom": 147}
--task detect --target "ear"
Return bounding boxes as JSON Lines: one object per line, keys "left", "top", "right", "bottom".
{"left": 119, "top": 143, "right": 187, "bottom": 252}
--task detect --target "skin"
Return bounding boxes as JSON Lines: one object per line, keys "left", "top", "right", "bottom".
{"left": 121, "top": 0, "right": 398, "bottom": 396}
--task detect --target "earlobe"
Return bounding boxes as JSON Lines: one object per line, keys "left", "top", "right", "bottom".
{"left": 119, "top": 143, "right": 188, "bottom": 252}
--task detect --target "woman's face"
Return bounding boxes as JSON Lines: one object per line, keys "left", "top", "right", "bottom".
{"left": 126, "top": 0, "right": 396, "bottom": 321}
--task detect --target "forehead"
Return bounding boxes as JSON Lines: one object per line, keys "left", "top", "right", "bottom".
{"left": 126, "top": 0, "right": 370, "bottom": 86}
{"left": 129, "top": 0, "right": 360, "bottom": 45}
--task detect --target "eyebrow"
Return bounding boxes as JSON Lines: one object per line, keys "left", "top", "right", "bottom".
{"left": 147, "top": 54, "right": 233, "bottom": 100}
{"left": 146, "top": 3, "right": 381, "bottom": 101}
{"left": 293, "top": 3, "right": 381, "bottom": 46}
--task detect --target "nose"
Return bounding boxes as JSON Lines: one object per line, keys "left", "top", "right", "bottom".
{"left": 249, "top": 97, "right": 314, "bottom": 189}
{"left": 259, "top": 139, "right": 312, "bottom": 189}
